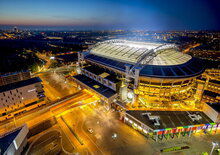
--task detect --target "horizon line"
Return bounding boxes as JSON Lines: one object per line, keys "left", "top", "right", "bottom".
{"left": 0, "top": 24, "right": 220, "bottom": 32}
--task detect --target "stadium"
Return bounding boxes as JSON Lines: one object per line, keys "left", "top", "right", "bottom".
{"left": 74, "top": 39, "right": 205, "bottom": 111}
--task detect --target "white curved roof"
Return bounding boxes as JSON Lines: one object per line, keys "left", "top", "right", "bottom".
{"left": 90, "top": 40, "right": 192, "bottom": 66}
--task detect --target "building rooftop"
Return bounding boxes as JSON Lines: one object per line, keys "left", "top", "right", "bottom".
{"left": 0, "top": 125, "right": 28, "bottom": 155}
{"left": 0, "top": 70, "right": 29, "bottom": 77}
{"left": 83, "top": 65, "right": 105, "bottom": 75}
{"left": 104, "top": 74, "right": 120, "bottom": 83}
{"left": 83, "top": 65, "right": 120, "bottom": 83}
{"left": 0, "top": 128, "right": 21, "bottom": 154}
{"left": 73, "top": 74, "right": 117, "bottom": 98}
{"left": 206, "top": 103, "right": 220, "bottom": 113}
{"left": 0, "top": 77, "right": 42, "bottom": 93}
{"left": 126, "top": 110, "right": 212, "bottom": 130}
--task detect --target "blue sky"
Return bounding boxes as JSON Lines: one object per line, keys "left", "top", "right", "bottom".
{"left": 0, "top": 0, "right": 219, "bottom": 30}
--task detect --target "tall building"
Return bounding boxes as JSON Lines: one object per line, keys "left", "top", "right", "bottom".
{"left": 13, "top": 26, "right": 18, "bottom": 33}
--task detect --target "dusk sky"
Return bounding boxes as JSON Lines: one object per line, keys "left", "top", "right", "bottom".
{"left": 0, "top": 0, "right": 220, "bottom": 30}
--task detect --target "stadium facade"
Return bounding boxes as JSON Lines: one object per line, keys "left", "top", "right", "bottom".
{"left": 74, "top": 39, "right": 205, "bottom": 111}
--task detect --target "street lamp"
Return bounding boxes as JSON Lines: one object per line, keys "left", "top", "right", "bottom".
{"left": 210, "top": 142, "right": 218, "bottom": 155}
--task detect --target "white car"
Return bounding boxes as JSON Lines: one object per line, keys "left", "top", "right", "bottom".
{"left": 112, "top": 133, "right": 117, "bottom": 139}
{"left": 88, "top": 128, "right": 94, "bottom": 134}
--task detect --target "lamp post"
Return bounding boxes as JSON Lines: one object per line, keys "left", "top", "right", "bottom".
{"left": 13, "top": 115, "right": 17, "bottom": 127}
{"left": 210, "top": 142, "right": 218, "bottom": 155}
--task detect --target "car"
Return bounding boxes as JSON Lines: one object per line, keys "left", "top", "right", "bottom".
{"left": 88, "top": 128, "right": 93, "bottom": 134}
{"left": 112, "top": 133, "right": 117, "bottom": 139}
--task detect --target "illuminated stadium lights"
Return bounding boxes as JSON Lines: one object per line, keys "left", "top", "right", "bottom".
{"left": 114, "top": 40, "right": 163, "bottom": 49}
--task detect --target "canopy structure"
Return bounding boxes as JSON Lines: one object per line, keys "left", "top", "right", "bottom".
{"left": 85, "top": 40, "right": 205, "bottom": 78}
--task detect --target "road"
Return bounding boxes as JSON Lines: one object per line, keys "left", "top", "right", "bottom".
{"left": 61, "top": 102, "right": 220, "bottom": 155}
{"left": 61, "top": 103, "right": 155, "bottom": 155}
{"left": 0, "top": 89, "right": 100, "bottom": 155}
{"left": 183, "top": 43, "right": 201, "bottom": 54}
{"left": 38, "top": 71, "right": 78, "bottom": 101}
{"left": 35, "top": 52, "right": 52, "bottom": 72}
{"left": 27, "top": 130, "right": 62, "bottom": 155}
{"left": 0, "top": 91, "right": 87, "bottom": 134}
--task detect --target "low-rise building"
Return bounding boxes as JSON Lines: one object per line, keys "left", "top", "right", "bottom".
{"left": 0, "top": 124, "right": 29, "bottom": 155}
{"left": 123, "top": 110, "right": 218, "bottom": 141}
{"left": 0, "top": 77, "right": 45, "bottom": 121}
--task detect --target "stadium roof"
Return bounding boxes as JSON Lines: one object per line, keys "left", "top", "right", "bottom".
{"left": 90, "top": 40, "right": 191, "bottom": 66}
{"left": 85, "top": 40, "right": 205, "bottom": 78}
{"left": 140, "top": 57, "right": 205, "bottom": 78}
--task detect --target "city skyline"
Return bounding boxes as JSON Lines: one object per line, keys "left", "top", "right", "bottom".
{"left": 0, "top": 0, "right": 220, "bottom": 30}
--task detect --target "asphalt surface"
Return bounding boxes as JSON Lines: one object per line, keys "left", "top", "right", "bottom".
{"left": 61, "top": 103, "right": 220, "bottom": 155}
